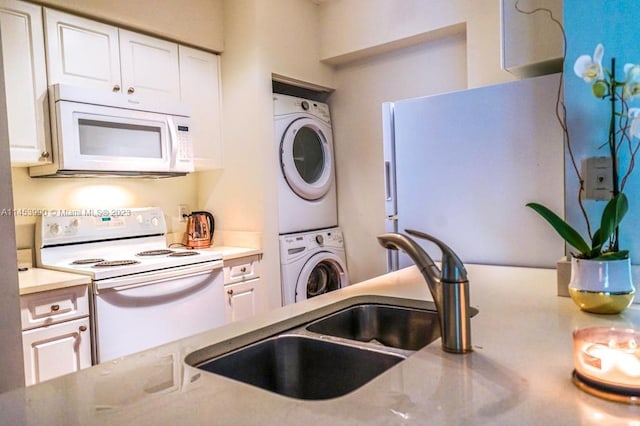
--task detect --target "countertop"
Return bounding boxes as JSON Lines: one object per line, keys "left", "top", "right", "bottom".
{"left": 3, "top": 264, "right": 639, "bottom": 425}
{"left": 17, "top": 267, "right": 91, "bottom": 295}
{"left": 208, "top": 245, "right": 262, "bottom": 261}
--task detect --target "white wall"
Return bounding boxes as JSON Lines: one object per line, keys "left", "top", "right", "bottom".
{"left": 0, "top": 39, "right": 24, "bottom": 391}
{"left": 198, "top": 0, "right": 333, "bottom": 310}
{"left": 11, "top": 168, "right": 199, "bottom": 250}
{"left": 318, "top": 0, "right": 518, "bottom": 283}
{"left": 318, "top": 0, "right": 514, "bottom": 88}
{"left": 318, "top": 0, "right": 466, "bottom": 63}
{"left": 330, "top": 34, "right": 468, "bottom": 282}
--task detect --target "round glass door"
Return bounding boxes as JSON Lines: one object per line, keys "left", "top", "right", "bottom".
{"left": 281, "top": 118, "right": 333, "bottom": 201}
{"left": 296, "top": 252, "right": 347, "bottom": 302}
{"left": 293, "top": 127, "right": 324, "bottom": 184}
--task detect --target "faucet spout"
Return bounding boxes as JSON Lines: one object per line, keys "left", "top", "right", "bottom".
{"left": 377, "top": 231, "right": 472, "bottom": 354}
{"left": 376, "top": 233, "right": 443, "bottom": 306}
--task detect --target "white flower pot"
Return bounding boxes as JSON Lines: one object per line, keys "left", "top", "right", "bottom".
{"left": 568, "top": 257, "right": 635, "bottom": 314}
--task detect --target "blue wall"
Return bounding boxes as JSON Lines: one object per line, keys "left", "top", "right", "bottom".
{"left": 564, "top": 0, "right": 640, "bottom": 260}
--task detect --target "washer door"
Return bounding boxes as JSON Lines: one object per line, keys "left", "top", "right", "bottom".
{"left": 295, "top": 252, "right": 347, "bottom": 303}
{"left": 280, "top": 117, "right": 333, "bottom": 201}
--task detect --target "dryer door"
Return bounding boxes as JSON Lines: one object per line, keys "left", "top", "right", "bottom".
{"left": 280, "top": 117, "right": 334, "bottom": 201}
{"left": 295, "top": 252, "right": 348, "bottom": 303}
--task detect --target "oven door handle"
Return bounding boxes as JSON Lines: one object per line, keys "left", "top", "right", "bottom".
{"left": 94, "top": 262, "right": 222, "bottom": 294}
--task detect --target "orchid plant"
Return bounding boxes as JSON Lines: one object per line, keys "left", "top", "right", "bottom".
{"left": 527, "top": 43, "right": 640, "bottom": 260}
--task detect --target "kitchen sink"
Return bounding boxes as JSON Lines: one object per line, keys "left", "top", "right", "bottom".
{"left": 305, "top": 303, "right": 440, "bottom": 351}
{"left": 186, "top": 297, "right": 454, "bottom": 400}
{"left": 196, "top": 334, "right": 404, "bottom": 400}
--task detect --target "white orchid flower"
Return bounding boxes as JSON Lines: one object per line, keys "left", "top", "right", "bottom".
{"left": 624, "top": 63, "right": 640, "bottom": 98}
{"left": 574, "top": 43, "right": 605, "bottom": 83}
{"left": 628, "top": 108, "right": 640, "bottom": 138}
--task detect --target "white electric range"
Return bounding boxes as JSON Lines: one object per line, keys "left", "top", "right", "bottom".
{"left": 36, "top": 207, "right": 225, "bottom": 363}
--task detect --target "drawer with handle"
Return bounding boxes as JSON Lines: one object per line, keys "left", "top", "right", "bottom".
{"left": 20, "top": 285, "right": 90, "bottom": 331}
{"left": 223, "top": 255, "right": 261, "bottom": 285}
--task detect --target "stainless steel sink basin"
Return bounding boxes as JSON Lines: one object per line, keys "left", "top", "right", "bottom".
{"left": 306, "top": 303, "right": 440, "bottom": 351}
{"left": 186, "top": 297, "right": 460, "bottom": 400}
{"left": 195, "top": 334, "right": 403, "bottom": 400}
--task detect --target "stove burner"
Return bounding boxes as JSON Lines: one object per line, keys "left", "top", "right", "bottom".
{"left": 137, "top": 249, "right": 175, "bottom": 256}
{"left": 169, "top": 251, "right": 200, "bottom": 257}
{"left": 93, "top": 260, "right": 141, "bottom": 267}
{"left": 71, "top": 258, "right": 105, "bottom": 265}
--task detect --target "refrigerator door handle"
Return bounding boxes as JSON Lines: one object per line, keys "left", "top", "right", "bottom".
{"left": 382, "top": 102, "right": 397, "bottom": 216}
{"left": 384, "top": 161, "right": 393, "bottom": 201}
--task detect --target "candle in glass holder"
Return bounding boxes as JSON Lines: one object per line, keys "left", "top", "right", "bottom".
{"left": 573, "top": 327, "right": 640, "bottom": 392}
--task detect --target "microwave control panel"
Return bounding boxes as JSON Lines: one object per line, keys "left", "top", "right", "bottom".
{"left": 175, "top": 123, "right": 194, "bottom": 168}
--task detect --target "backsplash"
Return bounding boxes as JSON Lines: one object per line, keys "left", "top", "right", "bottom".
{"left": 10, "top": 167, "right": 199, "bottom": 250}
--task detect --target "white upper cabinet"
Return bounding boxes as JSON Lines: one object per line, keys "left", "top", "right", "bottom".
{"left": 43, "top": 8, "right": 221, "bottom": 167}
{"left": 1, "top": 0, "right": 51, "bottom": 166}
{"left": 45, "top": 9, "right": 180, "bottom": 102}
{"left": 179, "top": 46, "right": 222, "bottom": 170}
{"left": 120, "top": 30, "right": 180, "bottom": 101}
{"left": 44, "top": 8, "right": 121, "bottom": 92}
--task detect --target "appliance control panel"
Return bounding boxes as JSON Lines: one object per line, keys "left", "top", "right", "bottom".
{"left": 273, "top": 94, "right": 331, "bottom": 124}
{"left": 279, "top": 228, "right": 344, "bottom": 259}
{"left": 38, "top": 207, "right": 167, "bottom": 246}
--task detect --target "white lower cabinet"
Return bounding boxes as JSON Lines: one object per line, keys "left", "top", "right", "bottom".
{"left": 223, "top": 255, "right": 268, "bottom": 323}
{"left": 20, "top": 285, "right": 91, "bottom": 386}
{"left": 225, "top": 279, "right": 265, "bottom": 323}
{"left": 22, "top": 317, "right": 91, "bottom": 385}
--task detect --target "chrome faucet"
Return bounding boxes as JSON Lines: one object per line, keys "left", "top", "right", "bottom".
{"left": 377, "top": 229, "right": 472, "bottom": 354}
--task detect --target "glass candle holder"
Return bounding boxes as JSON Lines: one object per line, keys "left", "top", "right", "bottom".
{"left": 573, "top": 327, "right": 640, "bottom": 397}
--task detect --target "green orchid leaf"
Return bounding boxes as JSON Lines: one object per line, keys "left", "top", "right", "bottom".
{"left": 599, "top": 193, "right": 629, "bottom": 246}
{"left": 593, "top": 250, "right": 629, "bottom": 261}
{"left": 526, "top": 202, "right": 591, "bottom": 255}
{"left": 591, "top": 228, "right": 603, "bottom": 253}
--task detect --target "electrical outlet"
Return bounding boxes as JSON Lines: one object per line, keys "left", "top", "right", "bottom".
{"left": 582, "top": 157, "right": 613, "bottom": 200}
{"left": 178, "top": 205, "right": 189, "bottom": 222}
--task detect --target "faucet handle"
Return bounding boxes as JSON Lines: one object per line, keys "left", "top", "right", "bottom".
{"left": 405, "top": 229, "right": 467, "bottom": 283}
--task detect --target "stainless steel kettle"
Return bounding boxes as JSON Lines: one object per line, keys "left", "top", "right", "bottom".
{"left": 185, "top": 211, "right": 214, "bottom": 249}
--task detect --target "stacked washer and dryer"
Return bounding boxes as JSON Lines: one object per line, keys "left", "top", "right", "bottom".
{"left": 273, "top": 94, "right": 349, "bottom": 306}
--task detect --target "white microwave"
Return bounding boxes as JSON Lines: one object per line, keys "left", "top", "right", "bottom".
{"left": 30, "top": 84, "right": 194, "bottom": 178}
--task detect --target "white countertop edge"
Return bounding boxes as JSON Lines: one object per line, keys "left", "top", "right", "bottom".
{"left": 18, "top": 268, "right": 91, "bottom": 295}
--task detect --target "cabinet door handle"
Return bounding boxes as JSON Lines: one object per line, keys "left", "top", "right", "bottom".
{"left": 40, "top": 151, "right": 50, "bottom": 159}
{"left": 79, "top": 325, "right": 87, "bottom": 332}
{"left": 113, "top": 84, "right": 121, "bottom": 92}
{"left": 127, "top": 87, "right": 135, "bottom": 94}
{"left": 50, "top": 304, "right": 60, "bottom": 312}
{"left": 227, "top": 289, "right": 234, "bottom": 295}
{"left": 240, "top": 267, "right": 247, "bottom": 273}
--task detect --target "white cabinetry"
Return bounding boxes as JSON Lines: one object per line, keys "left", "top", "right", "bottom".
{"left": 21, "top": 285, "right": 91, "bottom": 386}
{"left": 0, "top": 0, "right": 51, "bottom": 166}
{"left": 501, "top": 0, "right": 563, "bottom": 78}
{"left": 179, "top": 46, "right": 222, "bottom": 170}
{"left": 44, "top": 9, "right": 180, "bottom": 102}
{"left": 118, "top": 29, "right": 180, "bottom": 100}
{"left": 223, "top": 255, "right": 267, "bottom": 323}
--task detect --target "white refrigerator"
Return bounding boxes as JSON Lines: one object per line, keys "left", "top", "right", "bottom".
{"left": 383, "top": 73, "right": 565, "bottom": 271}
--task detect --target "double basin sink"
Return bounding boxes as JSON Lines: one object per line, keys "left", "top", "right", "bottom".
{"left": 185, "top": 297, "right": 453, "bottom": 400}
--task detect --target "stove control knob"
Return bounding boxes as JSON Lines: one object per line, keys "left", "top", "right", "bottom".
{"left": 69, "top": 218, "right": 79, "bottom": 228}
{"left": 49, "top": 223, "right": 61, "bottom": 235}
{"left": 136, "top": 215, "right": 143, "bottom": 224}
{"left": 315, "top": 235, "right": 324, "bottom": 245}
{"left": 151, "top": 217, "right": 159, "bottom": 227}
